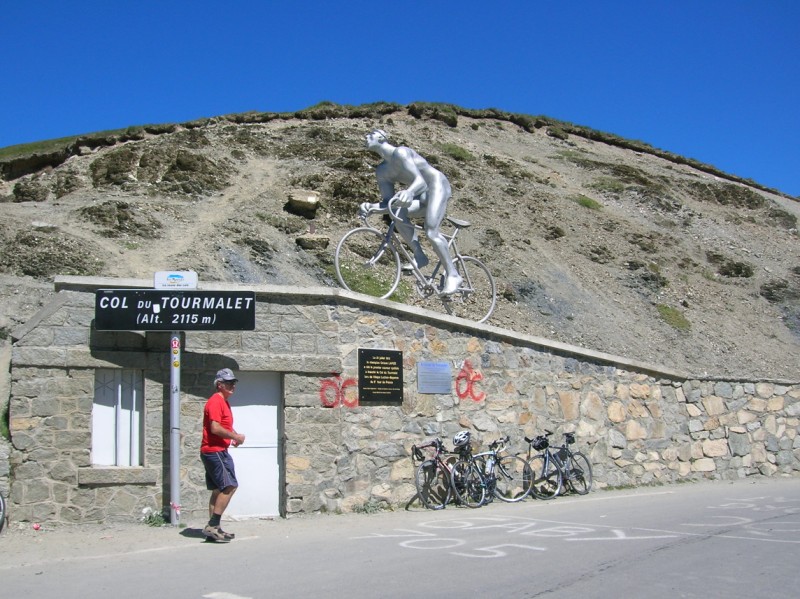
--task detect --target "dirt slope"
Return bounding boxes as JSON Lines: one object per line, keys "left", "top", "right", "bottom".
{"left": 1, "top": 105, "right": 798, "bottom": 380}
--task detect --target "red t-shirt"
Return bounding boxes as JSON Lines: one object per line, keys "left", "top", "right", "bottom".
{"left": 201, "top": 392, "right": 234, "bottom": 453}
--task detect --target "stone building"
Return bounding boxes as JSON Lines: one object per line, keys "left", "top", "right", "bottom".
{"left": 4, "top": 276, "right": 799, "bottom": 525}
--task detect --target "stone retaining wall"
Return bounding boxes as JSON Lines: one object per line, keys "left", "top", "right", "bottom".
{"left": 5, "top": 277, "right": 799, "bottom": 525}
{"left": 282, "top": 342, "right": 799, "bottom": 513}
{"left": 0, "top": 438, "right": 10, "bottom": 501}
{"left": 1, "top": 341, "right": 11, "bottom": 506}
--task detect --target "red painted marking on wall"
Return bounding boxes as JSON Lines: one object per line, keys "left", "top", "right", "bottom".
{"left": 320, "top": 374, "right": 359, "bottom": 408}
{"left": 455, "top": 360, "right": 485, "bottom": 402}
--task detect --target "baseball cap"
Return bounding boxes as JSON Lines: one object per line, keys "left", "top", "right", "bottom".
{"left": 215, "top": 368, "right": 238, "bottom": 382}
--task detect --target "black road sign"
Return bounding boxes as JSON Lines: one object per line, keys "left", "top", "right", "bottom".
{"left": 95, "top": 289, "right": 256, "bottom": 331}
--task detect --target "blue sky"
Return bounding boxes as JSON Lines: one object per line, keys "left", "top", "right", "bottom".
{"left": 4, "top": 1, "right": 799, "bottom": 197}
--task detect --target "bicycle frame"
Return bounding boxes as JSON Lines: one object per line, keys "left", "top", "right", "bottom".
{"left": 413, "top": 437, "right": 478, "bottom": 510}
{"left": 550, "top": 443, "right": 572, "bottom": 473}
{"left": 412, "top": 438, "right": 456, "bottom": 472}
{"left": 551, "top": 433, "right": 592, "bottom": 495}
{"left": 526, "top": 430, "right": 592, "bottom": 497}
{"left": 472, "top": 437, "right": 509, "bottom": 493}
{"left": 531, "top": 446, "right": 558, "bottom": 478}
{"left": 361, "top": 197, "right": 467, "bottom": 299}
{"left": 450, "top": 441, "right": 488, "bottom": 508}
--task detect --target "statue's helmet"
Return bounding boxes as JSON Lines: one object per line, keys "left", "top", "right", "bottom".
{"left": 370, "top": 129, "right": 389, "bottom": 143}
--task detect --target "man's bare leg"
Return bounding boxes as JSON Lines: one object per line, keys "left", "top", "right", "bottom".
{"left": 395, "top": 207, "right": 429, "bottom": 268}
{"left": 208, "top": 489, "right": 220, "bottom": 518}
{"left": 424, "top": 194, "right": 462, "bottom": 294}
{"left": 213, "top": 486, "right": 237, "bottom": 517}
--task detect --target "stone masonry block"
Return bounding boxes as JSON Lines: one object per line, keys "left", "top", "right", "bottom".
{"left": 608, "top": 400, "right": 626, "bottom": 423}
{"left": 14, "top": 327, "right": 55, "bottom": 347}
{"left": 755, "top": 383, "right": 774, "bottom": 398}
{"left": 714, "top": 381, "right": 734, "bottom": 398}
{"left": 702, "top": 438, "right": 729, "bottom": 457}
{"left": 77, "top": 467, "right": 158, "bottom": 485}
{"left": 241, "top": 333, "right": 274, "bottom": 352}
{"left": 692, "top": 457, "right": 716, "bottom": 472}
{"left": 702, "top": 395, "right": 726, "bottom": 416}
{"left": 54, "top": 327, "right": 91, "bottom": 346}
{"left": 12, "top": 347, "right": 67, "bottom": 367}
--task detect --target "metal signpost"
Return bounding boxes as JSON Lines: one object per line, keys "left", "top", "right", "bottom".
{"left": 94, "top": 273, "right": 256, "bottom": 525}
{"left": 169, "top": 332, "right": 182, "bottom": 525}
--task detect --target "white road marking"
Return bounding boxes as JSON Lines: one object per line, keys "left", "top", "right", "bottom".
{"left": 0, "top": 535, "right": 260, "bottom": 571}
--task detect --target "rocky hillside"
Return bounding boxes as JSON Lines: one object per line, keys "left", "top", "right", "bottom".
{"left": 1, "top": 102, "right": 798, "bottom": 380}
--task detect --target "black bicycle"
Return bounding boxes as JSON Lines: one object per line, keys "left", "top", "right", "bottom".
{"left": 472, "top": 436, "right": 534, "bottom": 502}
{"left": 450, "top": 435, "right": 488, "bottom": 508}
{"left": 412, "top": 438, "right": 457, "bottom": 510}
{"left": 525, "top": 430, "right": 593, "bottom": 498}
{"left": 0, "top": 490, "right": 6, "bottom": 534}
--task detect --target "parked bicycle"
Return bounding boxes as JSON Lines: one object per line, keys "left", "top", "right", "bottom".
{"left": 412, "top": 437, "right": 457, "bottom": 510}
{"left": 472, "top": 435, "right": 534, "bottom": 503}
{"left": 0, "top": 490, "right": 6, "bottom": 534}
{"left": 525, "top": 430, "right": 593, "bottom": 498}
{"left": 335, "top": 196, "right": 497, "bottom": 323}
{"left": 449, "top": 431, "right": 487, "bottom": 508}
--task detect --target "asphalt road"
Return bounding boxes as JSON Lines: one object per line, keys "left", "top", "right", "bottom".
{"left": 2, "top": 478, "right": 798, "bottom": 599}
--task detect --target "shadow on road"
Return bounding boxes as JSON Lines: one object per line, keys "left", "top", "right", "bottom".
{"left": 179, "top": 527, "right": 207, "bottom": 540}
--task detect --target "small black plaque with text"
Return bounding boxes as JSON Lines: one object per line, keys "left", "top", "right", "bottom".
{"left": 358, "top": 348, "right": 403, "bottom": 403}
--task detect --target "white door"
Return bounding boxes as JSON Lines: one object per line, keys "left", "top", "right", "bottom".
{"left": 226, "top": 371, "right": 281, "bottom": 518}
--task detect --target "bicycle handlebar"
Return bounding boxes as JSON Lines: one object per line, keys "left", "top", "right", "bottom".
{"left": 525, "top": 430, "right": 577, "bottom": 449}
{"left": 413, "top": 437, "right": 447, "bottom": 459}
{"left": 386, "top": 195, "right": 406, "bottom": 223}
{"left": 489, "top": 435, "right": 510, "bottom": 451}
{"left": 356, "top": 195, "right": 408, "bottom": 227}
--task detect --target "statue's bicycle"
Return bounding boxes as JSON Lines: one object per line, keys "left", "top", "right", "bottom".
{"left": 335, "top": 197, "right": 497, "bottom": 323}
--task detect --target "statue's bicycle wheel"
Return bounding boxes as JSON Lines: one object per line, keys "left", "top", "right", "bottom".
{"left": 335, "top": 227, "right": 401, "bottom": 299}
{"left": 440, "top": 256, "right": 496, "bottom": 323}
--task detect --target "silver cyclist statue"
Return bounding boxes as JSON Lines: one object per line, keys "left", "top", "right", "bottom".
{"left": 359, "top": 129, "right": 463, "bottom": 295}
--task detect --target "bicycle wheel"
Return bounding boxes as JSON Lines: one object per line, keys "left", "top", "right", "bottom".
{"left": 528, "top": 453, "right": 562, "bottom": 499}
{"left": 441, "top": 256, "right": 496, "bottom": 323}
{"left": 472, "top": 456, "right": 495, "bottom": 500}
{"left": 566, "top": 452, "right": 593, "bottom": 495}
{"left": 335, "top": 227, "right": 401, "bottom": 299}
{"left": 415, "top": 460, "right": 451, "bottom": 510}
{"left": 0, "top": 492, "right": 6, "bottom": 534}
{"left": 450, "top": 460, "right": 486, "bottom": 508}
{"left": 493, "top": 455, "right": 534, "bottom": 502}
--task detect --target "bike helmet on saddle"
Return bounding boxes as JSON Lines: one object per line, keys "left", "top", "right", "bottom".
{"left": 532, "top": 435, "right": 548, "bottom": 451}
{"left": 453, "top": 430, "right": 471, "bottom": 448}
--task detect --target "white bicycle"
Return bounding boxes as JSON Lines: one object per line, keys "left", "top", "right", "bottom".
{"left": 335, "top": 197, "right": 496, "bottom": 323}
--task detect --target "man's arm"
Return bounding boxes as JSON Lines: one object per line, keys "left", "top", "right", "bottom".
{"left": 209, "top": 420, "right": 245, "bottom": 446}
{"left": 358, "top": 168, "right": 396, "bottom": 217}
{"left": 376, "top": 168, "right": 396, "bottom": 202}
{"left": 391, "top": 147, "right": 427, "bottom": 206}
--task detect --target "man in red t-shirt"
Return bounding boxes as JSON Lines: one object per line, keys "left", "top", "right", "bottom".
{"left": 200, "top": 368, "right": 245, "bottom": 542}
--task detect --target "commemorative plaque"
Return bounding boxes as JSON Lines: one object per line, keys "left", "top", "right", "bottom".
{"left": 358, "top": 348, "right": 403, "bottom": 403}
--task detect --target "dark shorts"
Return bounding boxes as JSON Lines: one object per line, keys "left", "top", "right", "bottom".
{"left": 201, "top": 450, "right": 238, "bottom": 491}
